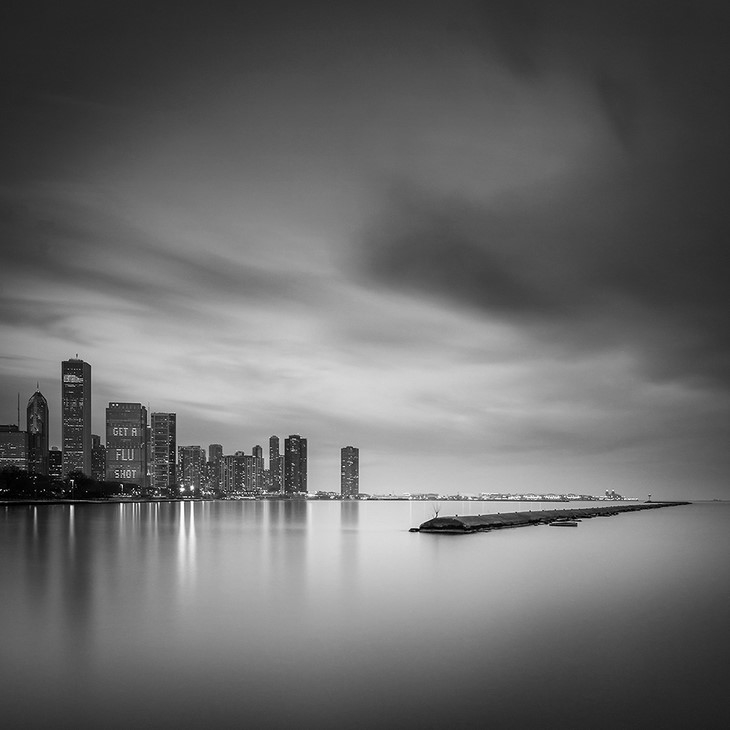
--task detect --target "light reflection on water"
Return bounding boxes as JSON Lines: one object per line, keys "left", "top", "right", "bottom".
{"left": 1, "top": 500, "right": 728, "bottom": 729}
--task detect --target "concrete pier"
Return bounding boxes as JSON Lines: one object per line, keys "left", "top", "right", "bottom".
{"left": 413, "top": 501, "right": 690, "bottom": 533}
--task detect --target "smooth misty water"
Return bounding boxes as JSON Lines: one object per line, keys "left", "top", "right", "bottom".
{"left": 1, "top": 500, "right": 729, "bottom": 729}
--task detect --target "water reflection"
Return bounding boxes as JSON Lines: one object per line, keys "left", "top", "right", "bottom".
{"left": 338, "top": 501, "right": 360, "bottom": 607}
{"left": 262, "top": 499, "right": 308, "bottom": 616}
{"left": 1, "top": 501, "right": 728, "bottom": 728}
{"left": 176, "top": 501, "right": 197, "bottom": 590}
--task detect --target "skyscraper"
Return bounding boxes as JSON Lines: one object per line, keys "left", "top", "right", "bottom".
{"left": 252, "top": 445, "right": 264, "bottom": 492}
{"left": 269, "top": 435, "right": 282, "bottom": 493}
{"left": 151, "top": 413, "right": 177, "bottom": 492}
{"left": 26, "top": 387, "right": 49, "bottom": 475}
{"left": 341, "top": 446, "right": 359, "bottom": 498}
{"left": 178, "top": 445, "right": 205, "bottom": 491}
{"left": 222, "top": 453, "right": 245, "bottom": 495}
{"left": 284, "top": 434, "right": 307, "bottom": 494}
{"left": 208, "top": 443, "right": 223, "bottom": 492}
{"left": 106, "top": 402, "right": 147, "bottom": 486}
{"left": 231, "top": 450, "right": 262, "bottom": 494}
{"left": 62, "top": 358, "right": 91, "bottom": 476}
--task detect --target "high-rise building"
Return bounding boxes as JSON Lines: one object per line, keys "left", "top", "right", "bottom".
{"left": 341, "top": 446, "right": 359, "bottom": 498}
{"left": 27, "top": 387, "right": 49, "bottom": 475}
{"left": 284, "top": 434, "right": 307, "bottom": 494}
{"left": 178, "top": 445, "right": 205, "bottom": 491}
{"left": 233, "top": 451, "right": 261, "bottom": 494}
{"left": 105, "top": 402, "right": 147, "bottom": 486}
{"left": 232, "top": 450, "right": 255, "bottom": 493}
{"left": 252, "top": 445, "right": 264, "bottom": 492}
{"left": 146, "top": 424, "right": 151, "bottom": 485}
{"left": 0, "top": 425, "right": 27, "bottom": 470}
{"left": 151, "top": 413, "right": 177, "bottom": 492}
{"left": 91, "top": 434, "right": 106, "bottom": 481}
{"left": 269, "top": 435, "right": 282, "bottom": 493}
{"left": 62, "top": 358, "right": 92, "bottom": 476}
{"left": 48, "top": 447, "right": 63, "bottom": 481}
{"left": 208, "top": 443, "right": 223, "bottom": 491}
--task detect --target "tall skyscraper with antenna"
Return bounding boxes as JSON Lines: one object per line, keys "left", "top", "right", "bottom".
{"left": 62, "top": 357, "right": 92, "bottom": 476}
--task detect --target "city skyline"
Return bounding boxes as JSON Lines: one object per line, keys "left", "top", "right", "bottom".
{"left": 4, "top": 355, "right": 363, "bottom": 495}
{"left": 2, "top": 2, "right": 729, "bottom": 499}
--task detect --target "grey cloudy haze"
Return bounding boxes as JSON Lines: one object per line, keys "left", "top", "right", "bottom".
{"left": 2, "top": 1, "right": 728, "bottom": 497}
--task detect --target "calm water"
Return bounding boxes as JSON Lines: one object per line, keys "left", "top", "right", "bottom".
{"left": 2, "top": 500, "right": 729, "bottom": 729}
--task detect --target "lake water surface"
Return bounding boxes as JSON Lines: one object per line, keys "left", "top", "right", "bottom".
{"left": 2, "top": 500, "right": 728, "bottom": 729}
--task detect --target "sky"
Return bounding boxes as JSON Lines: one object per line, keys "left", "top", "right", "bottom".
{"left": 1, "top": 0, "right": 729, "bottom": 498}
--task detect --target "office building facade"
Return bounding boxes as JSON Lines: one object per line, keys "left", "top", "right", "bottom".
{"left": 106, "top": 402, "right": 147, "bottom": 486}
{"left": 341, "top": 446, "right": 359, "bottom": 498}
{"left": 62, "top": 358, "right": 92, "bottom": 476}
{"left": 27, "top": 388, "right": 49, "bottom": 475}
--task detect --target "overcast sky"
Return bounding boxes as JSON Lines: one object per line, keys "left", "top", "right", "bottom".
{"left": 2, "top": 1, "right": 728, "bottom": 498}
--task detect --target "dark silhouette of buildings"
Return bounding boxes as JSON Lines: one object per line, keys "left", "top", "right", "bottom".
{"left": 341, "top": 446, "right": 359, "bottom": 498}
{"left": 0, "top": 424, "right": 27, "bottom": 470}
{"left": 106, "top": 402, "right": 148, "bottom": 486}
{"left": 27, "top": 387, "right": 49, "bottom": 475}
{"left": 151, "top": 413, "right": 177, "bottom": 491}
{"left": 179, "top": 445, "right": 205, "bottom": 491}
{"left": 284, "top": 434, "right": 307, "bottom": 494}
{"left": 91, "top": 434, "right": 106, "bottom": 481}
{"left": 48, "top": 447, "right": 62, "bottom": 480}
{"left": 62, "top": 358, "right": 92, "bottom": 476}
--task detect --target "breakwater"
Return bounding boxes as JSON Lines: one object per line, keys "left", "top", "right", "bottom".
{"left": 413, "top": 501, "right": 690, "bottom": 533}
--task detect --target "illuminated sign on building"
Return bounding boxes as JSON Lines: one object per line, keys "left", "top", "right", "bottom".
{"left": 105, "top": 403, "right": 147, "bottom": 487}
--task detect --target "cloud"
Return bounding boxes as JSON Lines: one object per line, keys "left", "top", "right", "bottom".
{"left": 361, "top": 1, "right": 730, "bottom": 389}
{"left": 0, "top": 185, "right": 332, "bottom": 326}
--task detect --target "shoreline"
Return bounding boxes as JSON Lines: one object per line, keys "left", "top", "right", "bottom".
{"left": 0, "top": 496, "right": 649, "bottom": 507}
